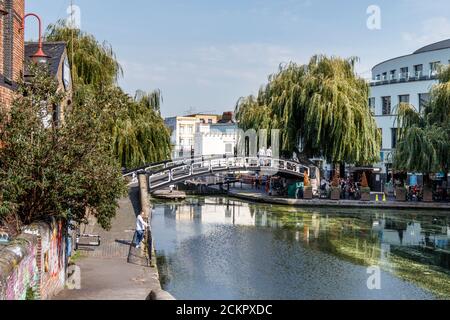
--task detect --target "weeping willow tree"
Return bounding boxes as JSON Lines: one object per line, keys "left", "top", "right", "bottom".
{"left": 236, "top": 55, "right": 381, "bottom": 165}
{"left": 112, "top": 89, "right": 171, "bottom": 169}
{"left": 45, "top": 21, "right": 171, "bottom": 169}
{"left": 394, "top": 65, "right": 450, "bottom": 180}
{"left": 46, "top": 20, "right": 122, "bottom": 89}
{"left": 135, "top": 89, "right": 163, "bottom": 115}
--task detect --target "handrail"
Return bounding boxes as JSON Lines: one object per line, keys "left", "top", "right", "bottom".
{"left": 139, "top": 156, "right": 310, "bottom": 191}
{"left": 122, "top": 154, "right": 310, "bottom": 175}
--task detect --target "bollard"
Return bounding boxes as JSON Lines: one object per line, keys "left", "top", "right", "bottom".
{"left": 375, "top": 194, "right": 379, "bottom": 202}
{"left": 383, "top": 193, "right": 386, "bottom": 202}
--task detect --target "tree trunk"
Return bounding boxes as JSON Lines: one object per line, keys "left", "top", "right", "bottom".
{"left": 423, "top": 173, "right": 433, "bottom": 202}
{"left": 445, "top": 170, "right": 449, "bottom": 201}
{"left": 340, "top": 163, "right": 346, "bottom": 179}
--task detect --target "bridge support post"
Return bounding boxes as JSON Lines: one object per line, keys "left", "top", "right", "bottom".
{"left": 139, "top": 173, "right": 150, "bottom": 220}
{"left": 138, "top": 173, "right": 152, "bottom": 265}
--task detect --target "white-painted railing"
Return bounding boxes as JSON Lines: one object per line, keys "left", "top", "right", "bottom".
{"left": 134, "top": 157, "right": 309, "bottom": 190}
{"left": 123, "top": 156, "right": 308, "bottom": 190}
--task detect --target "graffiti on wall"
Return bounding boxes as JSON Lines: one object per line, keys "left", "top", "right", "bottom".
{"left": 0, "top": 219, "right": 67, "bottom": 300}
{"left": 41, "top": 220, "right": 66, "bottom": 292}
{"left": 4, "top": 244, "right": 39, "bottom": 300}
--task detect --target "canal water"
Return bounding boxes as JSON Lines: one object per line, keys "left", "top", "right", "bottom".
{"left": 152, "top": 197, "right": 450, "bottom": 300}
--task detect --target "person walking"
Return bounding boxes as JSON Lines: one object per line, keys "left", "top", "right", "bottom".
{"left": 258, "top": 147, "right": 266, "bottom": 166}
{"left": 134, "top": 211, "right": 148, "bottom": 249}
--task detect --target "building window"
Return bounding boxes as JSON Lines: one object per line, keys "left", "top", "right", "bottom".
{"left": 398, "top": 94, "right": 410, "bottom": 104}
{"left": 225, "top": 144, "right": 232, "bottom": 154}
{"left": 382, "top": 96, "right": 391, "bottom": 115}
{"left": 400, "top": 67, "right": 409, "bottom": 79}
{"left": 391, "top": 128, "right": 398, "bottom": 149}
{"left": 208, "top": 119, "right": 213, "bottom": 124}
{"left": 414, "top": 64, "right": 423, "bottom": 77}
{"left": 390, "top": 70, "right": 396, "bottom": 80}
{"left": 2, "top": 0, "right": 13, "bottom": 83}
{"left": 368, "top": 97, "right": 375, "bottom": 115}
{"left": 418, "top": 93, "right": 430, "bottom": 114}
{"left": 382, "top": 72, "right": 387, "bottom": 80}
{"left": 430, "top": 61, "right": 441, "bottom": 76}
{"left": 375, "top": 74, "right": 381, "bottom": 81}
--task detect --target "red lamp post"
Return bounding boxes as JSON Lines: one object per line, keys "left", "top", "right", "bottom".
{"left": 20, "top": 13, "right": 50, "bottom": 64}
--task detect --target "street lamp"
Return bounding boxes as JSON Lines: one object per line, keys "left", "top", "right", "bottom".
{"left": 20, "top": 13, "right": 50, "bottom": 64}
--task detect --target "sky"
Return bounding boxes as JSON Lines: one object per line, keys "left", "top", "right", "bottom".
{"left": 25, "top": 0, "right": 450, "bottom": 118}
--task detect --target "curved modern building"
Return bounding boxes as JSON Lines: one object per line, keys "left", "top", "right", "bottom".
{"left": 370, "top": 39, "right": 450, "bottom": 182}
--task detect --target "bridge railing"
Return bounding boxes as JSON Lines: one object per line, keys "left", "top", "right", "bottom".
{"left": 123, "top": 155, "right": 310, "bottom": 190}
{"left": 144, "top": 156, "right": 309, "bottom": 191}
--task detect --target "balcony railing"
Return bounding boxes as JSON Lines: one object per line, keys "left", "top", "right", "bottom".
{"left": 370, "top": 71, "right": 438, "bottom": 86}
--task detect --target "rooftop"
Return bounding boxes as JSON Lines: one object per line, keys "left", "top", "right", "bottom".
{"left": 372, "top": 38, "right": 450, "bottom": 71}
{"left": 24, "top": 42, "right": 67, "bottom": 77}
{"left": 414, "top": 39, "right": 450, "bottom": 54}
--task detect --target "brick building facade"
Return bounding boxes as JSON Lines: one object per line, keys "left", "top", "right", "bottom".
{"left": 0, "top": 0, "right": 25, "bottom": 109}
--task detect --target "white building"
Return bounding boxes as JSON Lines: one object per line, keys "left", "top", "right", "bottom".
{"left": 369, "top": 39, "right": 450, "bottom": 182}
{"left": 194, "top": 123, "right": 238, "bottom": 157}
{"left": 165, "top": 114, "right": 236, "bottom": 159}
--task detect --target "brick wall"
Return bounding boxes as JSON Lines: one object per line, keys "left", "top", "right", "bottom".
{"left": 0, "top": 0, "right": 25, "bottom": 111}
{"left": 0, "top": 218, "right": 67, "bottom": 300}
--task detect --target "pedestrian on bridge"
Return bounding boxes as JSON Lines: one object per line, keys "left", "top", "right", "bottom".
{"left": 134, "top": 212, "right": 148, "bottom": 249}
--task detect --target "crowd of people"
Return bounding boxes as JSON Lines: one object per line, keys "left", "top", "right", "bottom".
{"left": 320, "top": 176, "right": 362, "bottom": 200}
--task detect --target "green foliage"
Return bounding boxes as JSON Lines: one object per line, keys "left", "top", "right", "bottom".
{"left": 111, "top": 89, "right": 172, "bottom": 169}
{"left": 0, "top": 64, "right": 127, "bottom": 231}
{"left": 361, "top": 187, "right": 371, "bottom": 193}
{"left": 236, "top": 56, "right": 381, "bottom": 165}
{"left": 394, "top": 66, "right": 450, "bottom": 174}
{"left": 135, "top": 89, "right": 163, "bottom": 115}
{"left": 46, "top": 20, "right": 122, "bottom": 88}
{"left": 26, "top": 287, "right": 36, "bottom": 300}
{"left": 45, "top": 21, "right": 171, "bottom": 169}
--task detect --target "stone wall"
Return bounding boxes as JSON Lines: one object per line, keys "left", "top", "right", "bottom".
{"left": 0, "top": 218, "right": 67, "bottom": 300}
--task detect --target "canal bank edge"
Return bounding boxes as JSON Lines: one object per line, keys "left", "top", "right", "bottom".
{"left": 147, "top": 240, "right": 176, "bottom": 300}
{"left": 226, "top": 189, "right": 450, "bottom": 212}
{"left": 138, "top": 175, "right": 176, "bottom": 301}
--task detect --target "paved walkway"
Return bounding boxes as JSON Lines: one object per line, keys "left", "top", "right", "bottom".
{"left": 54, "top": 187, "right": 163, "bottom": 300}
{"left": 226, "top": 186, "right": 450, "bottom": 212}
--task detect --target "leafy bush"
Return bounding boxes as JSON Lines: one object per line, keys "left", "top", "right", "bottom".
{"left": 0, "top": 64, "right": 127, "bottom": 231}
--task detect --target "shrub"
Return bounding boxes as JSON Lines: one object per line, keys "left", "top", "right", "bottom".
{"left": 0, "top": 64, "right": 127, "bottom": 231}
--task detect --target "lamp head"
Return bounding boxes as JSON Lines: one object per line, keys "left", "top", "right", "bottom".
{"left": 30, "top": 47, "right": 50, "bottom": 64}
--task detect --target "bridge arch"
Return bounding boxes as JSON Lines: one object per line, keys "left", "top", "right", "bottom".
{"left": 123, "top": 156, "right": 309, "bottom": 192}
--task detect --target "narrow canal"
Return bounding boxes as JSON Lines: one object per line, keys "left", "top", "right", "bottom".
{"left": 152, "top": 197, "right": 450, "bottom": 300}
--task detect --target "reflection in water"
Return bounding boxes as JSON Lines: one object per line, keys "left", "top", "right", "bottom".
{"left": 152, "top": 197, "right": 450, "bottom": 300}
